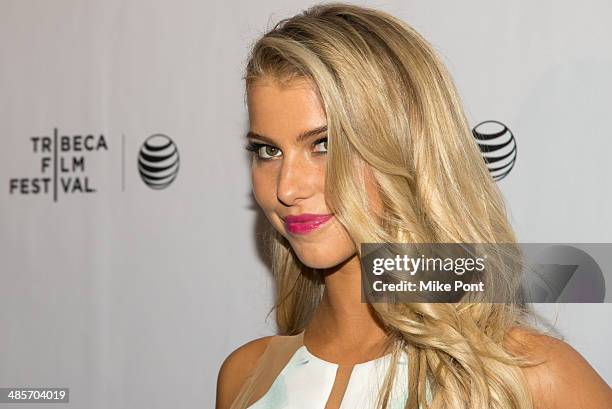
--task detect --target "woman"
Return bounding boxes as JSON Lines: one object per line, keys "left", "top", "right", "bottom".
{"left": 216, "top": 3, "right": 612, "bottom": 409}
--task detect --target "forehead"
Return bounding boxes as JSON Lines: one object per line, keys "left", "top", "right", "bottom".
{"left": 247, "top": 78, "right": 326, "bottom": 135}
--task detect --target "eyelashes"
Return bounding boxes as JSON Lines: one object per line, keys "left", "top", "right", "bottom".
{"left": 245, "top": 142, "right": 281, "bottom": 159}
{"left": 245, "top": 137, "right": 328, "bottom": 161}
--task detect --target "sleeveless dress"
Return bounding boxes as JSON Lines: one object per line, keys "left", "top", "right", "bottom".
{"left": 229, "top": 330, "right": 422, "bottom": 409}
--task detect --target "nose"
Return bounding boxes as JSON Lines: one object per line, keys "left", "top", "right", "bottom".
{"left": 276, "top": 152, "right": 319, "bottom": 207}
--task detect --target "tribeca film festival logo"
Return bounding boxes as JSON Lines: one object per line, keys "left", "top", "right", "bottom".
{"left": 8, "top": 128, "right": 179, "bottom": 201}
{"left": 472, "top": 120, "right": 517, "bottom": 181}
{"left": 8, "top": 128, "right": 108, "bottom": 201}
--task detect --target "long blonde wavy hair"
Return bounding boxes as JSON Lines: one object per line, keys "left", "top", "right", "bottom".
{"left": 243, "top": 3, "right": 554, "bottom": 409}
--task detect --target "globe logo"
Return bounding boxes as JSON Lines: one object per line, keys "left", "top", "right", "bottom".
{"left": 137, "top": 133, "right": 180, "bottom": 189}
{"left": 472, "top": 120, "right": 517, "bottom": 181}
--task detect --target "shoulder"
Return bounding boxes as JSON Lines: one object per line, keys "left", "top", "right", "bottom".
{"left": 215, "top": 335, "right": 274, "bottom": 409}
{"left": 505, "top": 326, "right": 612, "bottom": 409}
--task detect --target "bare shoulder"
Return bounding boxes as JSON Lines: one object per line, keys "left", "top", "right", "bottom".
{"left": 215, "top": 335, "right": 274, "bottom": 409}
{"left": 505, "top": 326, "right": 612, "bottom": 409}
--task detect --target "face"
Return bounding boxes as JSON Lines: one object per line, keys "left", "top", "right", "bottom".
{"left": 246, "top": 77, "right": 358, "bottom": 269}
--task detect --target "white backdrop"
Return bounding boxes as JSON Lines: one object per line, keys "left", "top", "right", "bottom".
{"left": 1, "top": 0, "right": 610, "bottom": 408}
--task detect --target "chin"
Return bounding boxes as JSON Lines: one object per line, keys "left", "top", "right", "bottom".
{"left": 292, "top": 242, "right": 356, "bottom": 270}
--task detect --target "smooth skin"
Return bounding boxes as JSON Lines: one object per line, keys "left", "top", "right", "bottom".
{"left": 216, "top": 77, "right": 612, "bottom": 409}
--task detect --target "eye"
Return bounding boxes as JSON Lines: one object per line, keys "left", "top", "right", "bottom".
{"left": 313, "top": 137, "right": 328, "bottom": 154}
{"left": 245, "top": 142, "right": 282, "bottom": 160}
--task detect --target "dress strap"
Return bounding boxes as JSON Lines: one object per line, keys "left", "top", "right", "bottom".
{"left": 229, "top": 331, "right": 305, "bottom": 409}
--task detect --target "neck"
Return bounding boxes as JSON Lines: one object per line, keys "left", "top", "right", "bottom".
{"left": 304, "top": 253, "right": 389, "bottom": 354}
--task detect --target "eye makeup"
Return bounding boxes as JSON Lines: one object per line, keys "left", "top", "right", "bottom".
{"left": 245, "top": 137, "right": 328, "bottom": 161}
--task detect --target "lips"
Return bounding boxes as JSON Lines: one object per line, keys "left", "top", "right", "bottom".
{"left": 284, "top": 213, "right": 334, "bottom": 235}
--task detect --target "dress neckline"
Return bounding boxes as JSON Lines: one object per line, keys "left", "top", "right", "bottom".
{"left": 299, "top": 330, "right": 395, "bottom": 367}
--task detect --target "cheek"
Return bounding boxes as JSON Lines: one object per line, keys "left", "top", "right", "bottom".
{"left": 251, "top": 166, "right": 276, "bottom": 208}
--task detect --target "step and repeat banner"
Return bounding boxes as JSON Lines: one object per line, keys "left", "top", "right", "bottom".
{"left": 1, "top": 0, "right": 611, "bottom": 407}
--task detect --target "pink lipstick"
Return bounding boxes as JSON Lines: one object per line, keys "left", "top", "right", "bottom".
{"left": 284, "top": 213, "right": 334, "bottom": 235}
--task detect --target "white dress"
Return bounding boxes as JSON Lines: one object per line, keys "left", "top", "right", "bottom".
{"left": 230, "top": 330, "right": 429, "bottom": 409}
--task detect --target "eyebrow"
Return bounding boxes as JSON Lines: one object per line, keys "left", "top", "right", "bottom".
{"left": 245, "top": 125, "right": 328, "bottom": 145}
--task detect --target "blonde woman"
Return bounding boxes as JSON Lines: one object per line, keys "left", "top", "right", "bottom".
{"left": 216, "top": 3, "right": 612, "bottom": 409}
